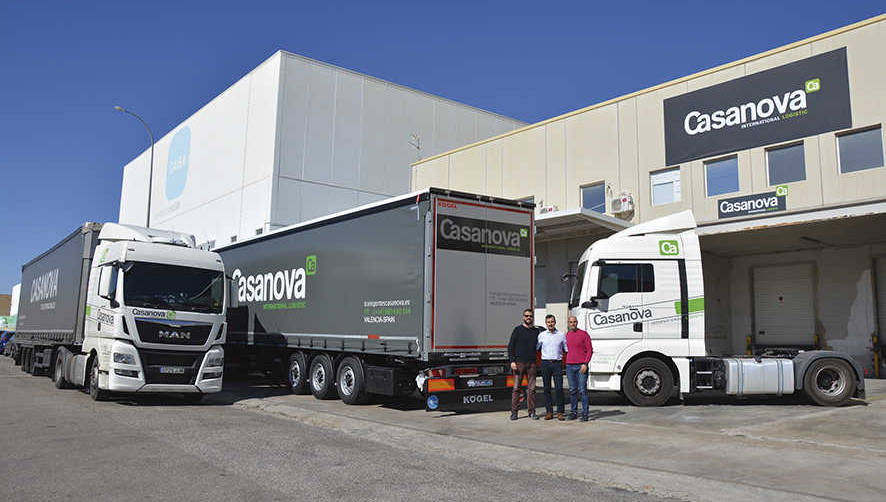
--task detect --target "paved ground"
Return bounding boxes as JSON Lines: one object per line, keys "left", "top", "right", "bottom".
{"left": 219, "top": 376, "right": 886, "bottom": 502}
{"left": 0, "top": 357, "right": 673, "bottom": 502}
{"left": 2, "top": 356, "right": 885, "bottom": 502}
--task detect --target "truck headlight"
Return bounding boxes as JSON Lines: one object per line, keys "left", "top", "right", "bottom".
{"left": 113, "top": 352, "right": 135, "bottom": 365}
{"left": 206, "top": 354, "right": 224, "bottom": 367}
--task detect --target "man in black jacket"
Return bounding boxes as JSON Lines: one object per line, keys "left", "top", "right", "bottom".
{"left": 508, "top": 308, "right": 542, "bottom": 421}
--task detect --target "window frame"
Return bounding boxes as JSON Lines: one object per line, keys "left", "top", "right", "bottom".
{"left": 580, "top": 181, "right": 606, "bottom": 214}
{"left": 765, "top": 141, "right": 806, "bottom": 186}
{"left": 595, "top": 263, "right": 655, "bottom": 299}
{"left": 650, "top": 167, "right": 681, "bottom": 206}
{"left": 704, "top": 155, "right": 740, "bottom": 198}
{"left": 836, "top": 125, "right": 885, "bottom": 175}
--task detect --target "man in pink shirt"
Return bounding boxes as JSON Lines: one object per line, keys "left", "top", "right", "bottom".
{"left": 565, "top": 315, "right": 593, "bottom": 421}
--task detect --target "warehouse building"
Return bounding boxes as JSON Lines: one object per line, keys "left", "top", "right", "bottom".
{"left": 118, "top": 51, "right": 525, "bottom": 247}
{"left": 412, "top": 15, "right": 886, "bottom": 374}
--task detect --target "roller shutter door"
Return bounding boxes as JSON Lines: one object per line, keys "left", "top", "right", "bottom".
{"left": 753, "top": 263, "right": 815, "bottom": 345}
{"left": 877, "top": 257, "right": 886, "bottom": 338}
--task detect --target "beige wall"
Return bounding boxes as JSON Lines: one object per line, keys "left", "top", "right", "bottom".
{"left": 412, "top": 16, "right": 886, "bottom": 226}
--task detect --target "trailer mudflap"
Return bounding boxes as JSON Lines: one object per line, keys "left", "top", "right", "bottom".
{"left": 426, "top": 388, "right": 513, "bottom": 412}
{"left": 425, "top": 373, "right": 513, "bottom": 412}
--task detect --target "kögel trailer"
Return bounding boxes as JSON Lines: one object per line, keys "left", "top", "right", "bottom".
{"left": 568, "top": 210, "right": 865, "bottom": 406}
{"left": 217, "top": 188, "right": 534, "bottom": 411}
{"left": 14, "top": 223, "right": 227, "bottom": 401}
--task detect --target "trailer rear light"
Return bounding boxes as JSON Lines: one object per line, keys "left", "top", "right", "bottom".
{"left": 427, "top": 378, "right": 455, "bottom": 392}
{"left": 453, "top": 367, "right": 479, "bottom": 376}
{"left": 428, "top": 368, "right": 445, "bottom": 378}
{"left": 506, "top": 376, "right": 529, "bottom": 387}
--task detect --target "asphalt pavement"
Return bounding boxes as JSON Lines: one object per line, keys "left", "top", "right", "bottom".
{"left": 0, "top": 357, "right": 674, "bottom": 502}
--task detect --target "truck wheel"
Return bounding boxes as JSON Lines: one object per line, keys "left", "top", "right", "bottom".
{"left": 53, "top": 351, "right": 71, "bottom": 389}
{"left": 337, "top": 356, "right": 369, "bottom": 405}
{"left": 23, "top": 348, "right": 33, "bottom": 374}
{"left": 309, "top": 353, "right": 336, "bottom": 400}
{"left": 287, "top": 352, "right": 310, "bottom": 395}
{"left": 622, "top": 357, "right": 674, "bottom": 407}
{"left": 89, "top": 360, "right": 110, "bottom": 402}
{"left": 804, "top": 358, "right": 856, "bottom": 406}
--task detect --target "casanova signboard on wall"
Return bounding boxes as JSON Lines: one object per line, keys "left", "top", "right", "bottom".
{"left": 663, "top": 48, "right": 851, "bottom": 165}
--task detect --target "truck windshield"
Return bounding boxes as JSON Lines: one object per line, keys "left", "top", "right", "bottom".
{"left": 123, "top": 262, "right": 223, "bottom": 314}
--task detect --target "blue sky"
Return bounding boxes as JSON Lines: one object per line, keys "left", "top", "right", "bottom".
{"left": 0, "top": 1, "right": 883, "bottom": 296}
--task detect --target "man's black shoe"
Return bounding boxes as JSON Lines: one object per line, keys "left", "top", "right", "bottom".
{"left": 567, "top": 412, "right": 577, "bottom": 421}
{"left": 529, "top": 412, "right": 539, "bottom": 420}
{"left": 510, "top": 412, "right": 518, "bottom": 421}
{"left": 580, "top": 415, "right": 589, "bottom": 422}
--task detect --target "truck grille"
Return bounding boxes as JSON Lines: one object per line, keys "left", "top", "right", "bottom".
{"left": 135, "top": 319, "right": 212, "bottom": 346}
{"left": 137, "top": 349, "right": 203, "bottom": 385}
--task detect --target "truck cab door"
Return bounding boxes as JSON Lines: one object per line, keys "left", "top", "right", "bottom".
{"left": 641, "top": 261, "right": 683, "bottom": 344}
{"left": 584, "top": 261, "right": 645, "bottom": 342}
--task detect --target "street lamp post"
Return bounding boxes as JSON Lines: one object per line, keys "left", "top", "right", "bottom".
{"left": 114, "top": 106, "right": 155, "bottom": 228}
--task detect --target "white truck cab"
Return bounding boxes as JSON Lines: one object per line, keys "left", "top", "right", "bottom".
{"left": 568, "top": 211, "right": 864, "bottom": 406}
{"left": 75, "top": 224, "right": 226, "bottom": 400}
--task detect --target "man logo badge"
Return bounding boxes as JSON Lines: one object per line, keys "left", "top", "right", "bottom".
{"left": 659, "top": 240, "right": 679, "bottom": 256}
{"left": 158, "top": 330, "right": 191, "bottom": 340}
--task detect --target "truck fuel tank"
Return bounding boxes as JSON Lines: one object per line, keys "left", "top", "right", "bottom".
{"left": 723, "top": 358, "right": 794, "bottom": 396}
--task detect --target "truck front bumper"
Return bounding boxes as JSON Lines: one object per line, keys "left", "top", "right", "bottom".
{"left": 106, "top": 341, "right": 223, "bottom": 394}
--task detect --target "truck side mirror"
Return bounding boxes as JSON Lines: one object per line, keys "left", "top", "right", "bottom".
{"left": 98, "top": 267, "right": 119, "bottom": 308}
{"left": 581, "top": 299, "right": 598, "bottom": 309}
{"left": 228, "top": 277, "right": 239, "bottom": 309}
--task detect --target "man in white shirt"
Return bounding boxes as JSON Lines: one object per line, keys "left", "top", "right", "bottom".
{"left": 537, "top": 314, "right": 567, "bottom": 421}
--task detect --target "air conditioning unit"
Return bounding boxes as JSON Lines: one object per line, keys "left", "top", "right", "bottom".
{"left": 538, "top": 204, "right": 558, "bottom": 215}
{"left": 611, "top": 192, "right": 635, "bottom": 220}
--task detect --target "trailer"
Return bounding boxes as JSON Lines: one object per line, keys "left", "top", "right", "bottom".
{"left": 567, "top": 210, "right": 865, "bottom": 406}
{"left": 217, "top": 188, "right": 534, "bottom": 411}
{"left": 15, "top": 223, "right": 227, "bottom": 400}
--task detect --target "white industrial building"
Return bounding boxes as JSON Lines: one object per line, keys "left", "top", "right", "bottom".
{"left": 412, "top": 15, "right": 886, "bottom": 375}
{"left": 118, "top": 50, "right": 525, "bottom": 248}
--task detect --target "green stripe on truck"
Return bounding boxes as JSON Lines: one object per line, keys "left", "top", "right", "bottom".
{"left": 675, "top": 297, "right": 704, "bottom": 314}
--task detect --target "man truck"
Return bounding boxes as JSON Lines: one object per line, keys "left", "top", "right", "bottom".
{"left": 568, "top": 210, "right": 865, "bottom": 406}
{"left": 14, "top": 222, "right": 227, "bottom": 401}
{"left": 217, "top": 188, "right": 534, "bottom": 412}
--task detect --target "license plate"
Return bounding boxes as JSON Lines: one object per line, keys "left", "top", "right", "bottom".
{"left": 466, "top": 378, "right": 493, "bottom": 388}
{"left": 159, "top": 366, "right": 186, "bottom": 374}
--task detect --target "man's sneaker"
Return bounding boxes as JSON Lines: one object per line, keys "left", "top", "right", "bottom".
{"left": 567, "top": 412, "right": 577, "bottom": 421}
{"left": 510, "top": 412, "right": 518, "bottom": 421}
{"left": 580, "top": 415, "right": 589, "bottom": 422}
{"left": 544, "top": 412, "right": 554, "bottom": 420}
{"left": 529, "top": 412, "right": 539, "bottom": 420}
{"left": 557, "top": 413, "right": 565, "bottom": 421}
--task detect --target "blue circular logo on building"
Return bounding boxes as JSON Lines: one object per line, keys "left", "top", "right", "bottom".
{"left": 426, "top": 395, "right": 439, "bottom": 410}
{"left": 165, "top": 126, "right": 190, "bottom": 201}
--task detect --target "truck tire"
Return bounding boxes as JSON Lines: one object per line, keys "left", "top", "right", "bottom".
{"left": 622, "top": 357, "right": 674, "bottom": 407}
{"left": 53, "top": 351, "right": 72, "bottom": 389}
{"left": 309, "top": 353, "right": 336, "bottom": 400}
{"left": 804, "top": 358, "right": 856, "bottom": 406}
{"left": 89, "top": 359, "right": 110, "bottom": 402}
{"left": 23, "top": 348, "right": 33, "bottom": 374}
{"left": 337, "top": 356, "right": 369, "bottom": 405}
{"left": 287, "top": 352, "right": 310, "bottom": 395}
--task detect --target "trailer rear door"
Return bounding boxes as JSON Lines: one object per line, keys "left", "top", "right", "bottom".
{"left": 431, "top": 195, "right": 533, "bottom": 355}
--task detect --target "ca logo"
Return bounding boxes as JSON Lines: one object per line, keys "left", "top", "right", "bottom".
{"left": 775, "top": 185, "right": 789, "bottom": 197}
{"left": 305, "top": 255, "right": 317, "bottom": 276}
{"left": 519, "top": 228, "right": 528, "bottom": 238}
{"left": 805, "top": 78, "right": 820, "bottom": 93}
{"left": 659, "top": 240, "right": 679, "bottom": 256}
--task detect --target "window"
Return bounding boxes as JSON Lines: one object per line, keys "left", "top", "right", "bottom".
{"left": 766, "top": 143, "right": 806, "bottom": 185}
{"left": 568, "top": 261, "right": 587, "bottom": 309}
{"left": 597, "top": 263, "right": 654, "bottom": 298}
{"left": 838, "top": 126, "right": 884, "bottom": 174}
{"left": 651, "top": 168, "right": 681, "bottom": 206}
{"left": 581, "top": 183, "right": 605, "bottom": 213}
{"left": 705, "top": 156, "right": 739, "bottom": 196}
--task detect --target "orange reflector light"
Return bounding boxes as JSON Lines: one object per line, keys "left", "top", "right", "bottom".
{"left": 453, "top": 367, "right": 479, "bottom": 375}
{"left": 506, "top": 376, "right": 529, "bottom": 387}
{"left": 427, "top": 378, "right": 455, "bottom": 392}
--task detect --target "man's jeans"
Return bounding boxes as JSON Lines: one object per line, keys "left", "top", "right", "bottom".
{"left": 566, "top": 364, "right": 589, "bottom": 416}
{"left": 540, "top": 360, "right": 565, "bottom": 414}
{"left": 511, "top": 362, "right": 537, "bottom": 414}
